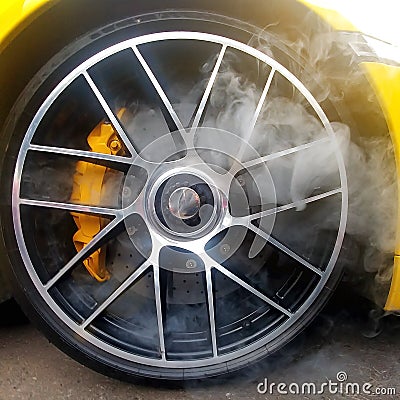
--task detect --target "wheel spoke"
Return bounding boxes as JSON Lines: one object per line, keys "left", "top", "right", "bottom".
{"left": 44, "top": 216, "right": 124, "bottom": 290}
{"left": 237, "top": 68, "right": 276, "bottom": 160}
{"left": 81, "top": 260, "right": 151, "bottom": 329}
{"left": 227, "top": 68, "right": 275, "bottom": 177}
{"left": 83, "top": 71, "right": 138, "bottom": 158}
{"left": 214, "top": 263, "right": 292, "bottom": 317}
{"left": 190, "top": 45, "right": 227, "bottom": 132}
{"left": 28, "top": 144, "right": 132, "bottom": 172}
{"left": 248, "top": 68, "right": 276, "bottom": 135}
{"left": 205, "top": 266, "right": 218, "bottom": 357}
{"left": 248, "top": 188, "right": 342, "bottom": 221}
{"left": 153, "top": 264, "right": 167, "bottom": 360}
{"left": 132, "top": 46, "right": 185, "bottom": 133}
{"left": 247, "top": 224, "right": 323, "bottom": 276}
{"left": 241, "top": 137, "right": 330, "bottom": 171}
{"left": 186, "top": 154, "right": 236, "bottom": 198}
{"left": 134, "top": 223, "right": 167, "bottom": 359}
{"left": 19, "top": 198, "right": 121, "bottom": 218}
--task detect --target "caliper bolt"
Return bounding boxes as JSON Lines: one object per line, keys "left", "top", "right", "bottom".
{"left": 109, "top": 139, "right": 122, "bottom": 153}
{"left": 186, "top": 259, "right": 197, "bottom": 269}
{"left": 220, "top": 244, "right": 231, "bottom": 254}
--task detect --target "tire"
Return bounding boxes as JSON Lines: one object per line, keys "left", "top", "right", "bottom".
{"left": 1, "top": 6, "right": 349, "bottom": 381}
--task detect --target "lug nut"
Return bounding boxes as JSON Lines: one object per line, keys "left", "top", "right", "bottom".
{"left": 220, "top": 244, "right": 231, "bottom": 254}
{"left": 127, "top": 226, "right": 138, "bottom": 236}
{"left": 186, "top": 259, "right": 197, "bottom": 269}
{"left": 123, "top": 187, "right": 132, "bottom": 198}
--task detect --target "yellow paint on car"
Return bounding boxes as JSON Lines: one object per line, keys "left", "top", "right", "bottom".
{"left": 363, "top": 62, "right": 400, "bottom": 311}
{"left": 386, "top": 256, "right": 400, "bottom": 311}
{"left": 298, "top": 0, "right": 400, "bottom": 46}
{"left": 0, "top": 0, "right": 55, "bottom": 53}
{"left": 297, "top": 0, "right": 356, "bottom": 31}
{"left": 300, "top": 1, "right": 400, "bottom": 311}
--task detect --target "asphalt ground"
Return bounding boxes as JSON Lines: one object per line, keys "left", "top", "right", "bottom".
{"left": 1, "top": 285, "right": 400, "bottom": 400}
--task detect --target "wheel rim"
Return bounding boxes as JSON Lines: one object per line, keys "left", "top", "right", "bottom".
{"left": 12, "top": 31, "right": 348, "bottom": 369}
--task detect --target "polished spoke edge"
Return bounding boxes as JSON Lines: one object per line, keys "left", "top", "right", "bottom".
{"left": 247, "top": 225, "right": 324, "bottom": 277}
{"left": 132, "top": 46, "right": 185, "bottom": 133}
{"left": 29, "top": 144, "right": 133, "bottom": 169}
{"left": 241, "top": 137, "right": 330, "bottom": 171}
{"left": 19, "top": 198, "right": 120, "bottom": 217}
{"left": 191, "top": 44, "right": 227, "bottom": 133}
{"left": 83, "top": 71, "right": 139, "bottom": 158}
{"left": 205, "top": 266, "right": 219, "bottom": 357}
{"left": 44, "top": 217, "right": 123, "bottom": 290}
{"left": 214, "top": 264, "right": 293, "bottom": 317}
{"left": 249, "top": 188, "right": 342, "bottom": 221}
{"left": 239, "top": 68, "right": 276, "bottom": 152}
{"left": 153, "top": 265, "right": 167, "bottom": 360}
{"left": 81, "top": 261, "right": 151, "bottom": 329}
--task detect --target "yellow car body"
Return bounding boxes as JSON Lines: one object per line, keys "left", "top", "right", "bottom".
{"left": 299, "top": 0, "right": 400, "bottom": 311}
{"left": 0, "top": 0, "right": 54, "bottom": 52}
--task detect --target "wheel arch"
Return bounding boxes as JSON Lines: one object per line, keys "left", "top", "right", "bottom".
{"left": 0, "top": 0, "right": 323, "bottom": 132}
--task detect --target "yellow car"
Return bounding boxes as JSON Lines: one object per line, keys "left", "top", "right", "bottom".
{"left": 0, "top": 0, "right": 399, "bottom": 381}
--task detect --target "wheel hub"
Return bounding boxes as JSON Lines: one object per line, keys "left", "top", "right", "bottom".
{"left": 142, "top": 170, "right": 221, "bottom": 240}
{"left": 168, "top": 187, "right": 200, "bottom": 220}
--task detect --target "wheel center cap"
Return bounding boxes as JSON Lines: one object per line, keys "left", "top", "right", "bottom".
{"left": 168, "top": 187, "right": 201, "bottom": 220}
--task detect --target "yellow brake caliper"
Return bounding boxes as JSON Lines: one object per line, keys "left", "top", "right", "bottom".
{"left": 70, "top": 110, "right": 125, "bottom": 282}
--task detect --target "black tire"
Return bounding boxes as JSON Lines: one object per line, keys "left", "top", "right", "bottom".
{"left": 1, "top": 4, "right": 349, "bottom": 381}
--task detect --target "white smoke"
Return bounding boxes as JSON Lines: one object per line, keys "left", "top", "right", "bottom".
{"left": 120, "top": 43, "right": 398, "bottom": 307}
